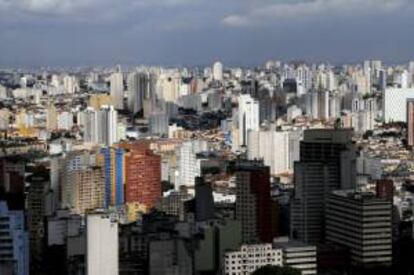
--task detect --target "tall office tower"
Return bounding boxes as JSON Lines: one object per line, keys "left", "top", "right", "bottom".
{"left": 177, "top": 140, "right": 208, "bottom": 190}
{"left": 110, "top": 72, "right": 124, "bottom": 110}
{"left": 81, "top": 107, "right": 99, "bottom": 144}
{"left": 86, "top": 214, "right": 119, "bottom": 275}
{"left": 238, "top": 94, "right": 259, "bottom": 146}
{"left": 194, "top": 177, "right": 214, "bottom": 222}
{"left": 122, "top": 141, "right": 161, "bottom": 211}
{"left": 46, "top": 103, "right": 58, "bottom": 130}
{"left": 0, "top": 201, "right": 29, "bottom": 275}
{"left": 235, "top": 161, "right": 274, "bottom": 243}
{"left": 97, "top": 147, "right": 125, "bottom": 208}
{"left": 325, "top": 190, "right": 392, "bottom": 267}
{"left": 212, "top": 61, "right": 223, "bottom": 81}
{"left": 142, "top": 73, "right": 158, "bottom": 119}
{"left": 127, "top": 72, "right": 145, "bottom": 114}
{"left": 247, "top": 130, "right": 301, "bottom": 175}
{"left": 407, "top": 99, "right": 414, "bottom": 147}
{"left": 98, "top": 105, "right": 118, "bottom": 146}
{"left": 378, "top": 69, "right": 387, "bottom": 90}
{"left": 26, "top": 168, "right": 50, "bottom": 273}
{"left": 273, "top": 237, "right": 318, "bottom": 275}
{"left": 318, "top": 90, "right": 330, "bottom": 120}
{"left": 290, "top": 129, "right": 357, "bottom": 244}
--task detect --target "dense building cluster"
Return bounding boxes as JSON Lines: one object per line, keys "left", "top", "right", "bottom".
{"left": 0, "top": 59, "right": 414, "bottom": 274}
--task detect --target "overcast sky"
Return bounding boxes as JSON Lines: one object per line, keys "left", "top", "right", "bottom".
{"left": 0, "top": 0, "right": 413, "bottom": 67}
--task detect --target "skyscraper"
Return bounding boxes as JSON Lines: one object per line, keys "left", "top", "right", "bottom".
{"left": 290, "top": 129, "right": 357, "bottom": 244}
{"left": 212, "top": 61, "right": 223, "bottom": 81}
{"left": 98, "top": 105, "right": 118, "bottom": 146}
{"left": 110, "top": 71, "right": 124, "bottom": 110}
{"left": 235, "top": 160, "right": 274, "bottom": 243}
{"left": 238, "top": 94, "right": 259, "bottom": 146}
{"left": 127, "top": 72, "right": 145, "bottom": 114}
{"left": 81, "top": 107, "right": 99, "bottom": 144}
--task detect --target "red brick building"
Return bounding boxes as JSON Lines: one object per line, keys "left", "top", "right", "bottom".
{"left": 121, "top": 141, "right": 161, "bottom": 210}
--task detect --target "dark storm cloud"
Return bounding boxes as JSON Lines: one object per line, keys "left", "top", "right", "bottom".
{"left": 0, "top": 0, "right": 413, "bottom": 67}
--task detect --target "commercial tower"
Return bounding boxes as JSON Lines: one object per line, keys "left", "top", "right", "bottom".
{"left": 235, "top": 160, "right": 274, "bottom": 243}
{"left": 325, "top": 190, "right": 392, "bottom": 267}
{"left": 127, "top": 72, "right": 149, "bottom": 114}
{"left": 290, "top": 129, "right": 357, "bottom": 244}
{"left": 86, "top": 214, "right": 119, "bottom": 275}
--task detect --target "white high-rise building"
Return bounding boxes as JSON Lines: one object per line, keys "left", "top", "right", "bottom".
{"left": 383, "top": 88, "right": 414, "bottom": 122}
{"left": 177, "top": 140, "right": 208, "bottom": 190}
{"left": 110, "top": 72, "right": 124, "bottom": 110}
{"left": 238, "top": 94, "right": 259, "bottom": 146}
{"left": 224, "top": 244, "right": 283, "bottom": 275}
{"left": 86, "top": 214, "right": 118, "bottom": 275}
{"left": 80, "top": 108, "right": 99, "bottom": 144}
{"left": 63, "top": 75, "right": 77, "bottom": 94}
{"left": 247, "top": 130, "right": 301, "bottom": 174}
{"left": 212, "top": 61, "right": 223, "bottom": 81}
{"left": 98, "top": 105, "right": 118, "bottom": 146}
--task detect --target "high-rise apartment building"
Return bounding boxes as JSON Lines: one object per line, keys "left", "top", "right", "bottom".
{"left": 212, "top": 61, "right": 223, "bottom": 81}
{"left": 97, "top": 147, "right": 125, "bottom": 208}
{"left": 238, "top": 94, "right": 259, "bottom": 146}
{"left": 98, "top": 105, "right": 118, "bottom": 146}
{"left": 110, "top": 72, "right": 124, "bottom": 110}
{"left": 407, "top": 99, "right": 414, "bottom": 147}
{"left": 247, "top": 130, "right": 301, "bottom": 175}
{"left": 177, "top": 140, "right": 208, "bottom": 190}
{"left": 122, "top": 141, "right": 161, "bottom": 211}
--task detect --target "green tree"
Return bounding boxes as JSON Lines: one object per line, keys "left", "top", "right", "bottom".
{"left": 252, "top": 265, "right": 301, "bottom": 275}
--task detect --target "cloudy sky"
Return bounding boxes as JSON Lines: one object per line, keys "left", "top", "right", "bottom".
{"left": 0, "top": 0, "right": 413, "bottom": 67}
